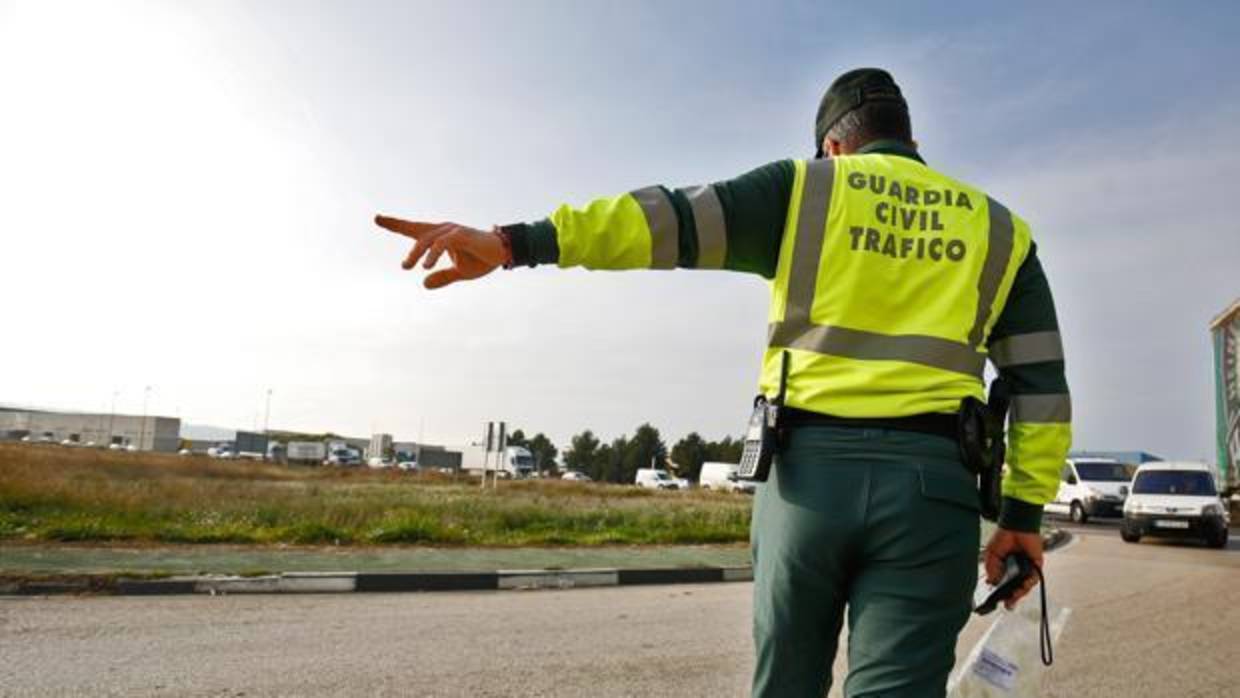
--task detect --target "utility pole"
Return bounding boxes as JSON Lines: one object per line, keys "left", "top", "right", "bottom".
{"left": 107, "top": 390, "right": 118, "bottom": 446}
{"left": 263, "top": 388, "right": 272, "bottom": 433}
{"left": 481, "top": 422, "right": 494, "bottom": 490}
{"left": 138, "top": 385, "right": 151, "bottom": 450}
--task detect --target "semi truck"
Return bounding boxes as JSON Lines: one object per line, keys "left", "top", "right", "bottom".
{"left": 287, "top": 441, "right": 327, "bottom": 465}
{"left": 463, "top": 445, "right": 536, "bottom": 479}
{"left": 1212, "top": 299, "right": 1240, "bottom": 495}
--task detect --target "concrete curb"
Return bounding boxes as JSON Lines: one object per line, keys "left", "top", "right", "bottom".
{"left": 1, "top": 565, "right": 755, "bottom": 597}
{"left": 1043, "top": 527, "right": 1071, "bottom": 553}
{"left": 1, "top": 531, "right": 1064, "bottom": 597}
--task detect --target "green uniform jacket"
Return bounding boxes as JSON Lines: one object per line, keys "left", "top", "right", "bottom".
{"left": 503, "top": 141, "right": 1070, "bottom": 532}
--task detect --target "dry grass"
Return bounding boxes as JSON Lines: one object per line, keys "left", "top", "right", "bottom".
{"left": 0, "top": 443, "right": 751, "bottom": 546}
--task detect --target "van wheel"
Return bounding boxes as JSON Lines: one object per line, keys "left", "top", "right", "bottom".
{"left": 1070, "top": 501, "right": 1089, "bottom": 524}
{"left": 1206, "top": 528, "right": 1229, "bottom": 549}
{"left": 1120, "top": 528, "right": 1141, "bottom": 543}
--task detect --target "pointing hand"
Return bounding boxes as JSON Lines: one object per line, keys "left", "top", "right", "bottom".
{"left": 374, "top": 215, "right": 511, "bottom": 289}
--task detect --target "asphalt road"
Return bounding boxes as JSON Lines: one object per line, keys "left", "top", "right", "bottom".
{"left": 2, "top": 526, "right": 1236, "bottom": 697}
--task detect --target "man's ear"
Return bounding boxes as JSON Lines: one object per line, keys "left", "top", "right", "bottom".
{"left": 825, "top": 138, "right": 843, "bottom": 157}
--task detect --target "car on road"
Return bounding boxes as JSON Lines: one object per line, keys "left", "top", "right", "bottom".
{"left": 325, "top": 448, "right": 362, "bottom": 467}
{"left": 698, "top": 461, "right": 756, "bottom": 494}
{"left": 1044, "top": 458, "right": 1133, "bottom": 524}
{"left": 1121, "top": 461, "right": 1230, "bottom": 548}
{"left": 635, "top": 468, "right": 688, "bottom": 490}
{"left": 561, "top": 470, "right": 592, "bottom": 482}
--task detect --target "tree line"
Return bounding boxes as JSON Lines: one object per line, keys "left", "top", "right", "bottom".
{"left": 511, "top": 424, "right": 743, "bottom": 484}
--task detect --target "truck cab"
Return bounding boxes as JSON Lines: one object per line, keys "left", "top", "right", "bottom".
{"left": 1044, "top": 458, "right": 1133, "bottom": 524}
{"left": 505, "top": 446, "right": 536, "bottom": 478}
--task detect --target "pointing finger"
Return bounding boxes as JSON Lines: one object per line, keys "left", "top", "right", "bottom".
{"left": 375, "top": 215, "right": 444, "bottom": 240}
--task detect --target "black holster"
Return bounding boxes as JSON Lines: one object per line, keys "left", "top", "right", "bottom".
{"left": 958, "top": 379, "right": 1010, "bottom": 522}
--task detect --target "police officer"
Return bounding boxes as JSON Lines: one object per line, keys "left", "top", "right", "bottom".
{"left": 375, "top": 68, "right": 1070, "bottom": 698}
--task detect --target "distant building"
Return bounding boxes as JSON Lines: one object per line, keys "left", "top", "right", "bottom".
{"left": 0, "top": 407, "right": 180, "bottom": 452}
{"left": 1070, "top": 450, "right": 1163, "bottom": 466}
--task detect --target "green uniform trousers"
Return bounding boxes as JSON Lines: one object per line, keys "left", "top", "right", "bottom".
{"left": 751, "top": 426, "right": 980, "bottom": 698}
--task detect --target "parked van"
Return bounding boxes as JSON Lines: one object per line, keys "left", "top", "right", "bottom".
{"left": 635, "top": 468, "right": 687, "bottom": 490}
{"left": 699, "top": 462, "right": 756, "bottom": 494}
{"left": 1044, "top": 458, "right": 1133, "bottom": 524}
{"left": 1122, "top": 461, "right": 1230, "bottom": 548}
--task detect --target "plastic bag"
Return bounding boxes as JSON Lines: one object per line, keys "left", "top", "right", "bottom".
{"left": 947, "top": 569, "right": 1070, "bottom": 697}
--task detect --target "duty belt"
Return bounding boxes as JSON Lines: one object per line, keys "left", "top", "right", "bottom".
{"left": 780, "top": 406, "right": 958, "bottom": 440}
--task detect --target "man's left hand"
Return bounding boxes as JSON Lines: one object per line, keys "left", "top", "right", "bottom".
{"left": 983, "top": 527, "right": 1043, "bottom": 609}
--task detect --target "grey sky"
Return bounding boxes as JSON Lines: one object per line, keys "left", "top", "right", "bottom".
{"left": 2, "top": 0, "right": 1236, "bottom": 458}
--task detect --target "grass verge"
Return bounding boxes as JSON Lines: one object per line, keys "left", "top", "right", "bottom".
{"left": 0, "top": 443, "right": 751, "bottom": 546}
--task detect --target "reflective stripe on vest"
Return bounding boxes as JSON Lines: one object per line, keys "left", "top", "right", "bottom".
{"left": 682, "top": 185, "right": 727, "bottom": 268}
{"left": 631, "top": 186, "right": 678, "bottom": 269}
{"left": 766, "top": 158, "right": 1021, "bottom": 379}
{"left": 989, "top": 331, "right": 1065, "bottom": 368}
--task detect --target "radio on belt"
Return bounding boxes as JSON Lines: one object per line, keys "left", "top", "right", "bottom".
{"left": 737, "top": 351, "right": 789, "bottom": 482}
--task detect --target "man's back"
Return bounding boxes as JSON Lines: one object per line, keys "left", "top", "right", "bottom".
{"left": 763, "top": 152, "right": 1033, "bottom": 420}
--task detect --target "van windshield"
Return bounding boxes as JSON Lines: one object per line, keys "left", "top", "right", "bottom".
{"left": 1132, "top": 470, "right": 1217, "bottom": 496}
{"left": 1074, "top": 461, "right": 1132, "bottom": 482}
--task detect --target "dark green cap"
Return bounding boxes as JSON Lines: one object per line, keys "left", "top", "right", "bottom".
{"left": 814, "top": 68, "right": 907, "bottom": 157}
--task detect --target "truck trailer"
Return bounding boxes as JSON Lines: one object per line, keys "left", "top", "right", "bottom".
{"left": 1211, "top": 299, "right": 1240, "bottom": 495}
{"left": 287, "top": 441, "right": 326, "bottom": 465}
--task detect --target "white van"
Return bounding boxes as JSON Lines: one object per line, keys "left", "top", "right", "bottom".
{"left": 1122, "top": 461, "right": 1230, "bottom": 548}
{"left": 635, "top": 468, "right": 687, "bottom": 490}
{"left": 699, "top": 462, "right": 756, "bottom": 494}
{"left": 1043, "top": 458, "right": 1133, "bottom": 524}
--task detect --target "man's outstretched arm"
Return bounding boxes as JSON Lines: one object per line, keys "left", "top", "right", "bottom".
{"left": 375, "top": 160, "right": 795, "bottom": 288}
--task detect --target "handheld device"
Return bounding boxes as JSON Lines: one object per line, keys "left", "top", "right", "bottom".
{"left": 973, "top": 553, "right": 1035, "bottom": 616}
{"left": 973, "top": 552, "right": 1054, "bottom": 666}
{"left": 737, "top": 351, "right": 790, "bottom": 482}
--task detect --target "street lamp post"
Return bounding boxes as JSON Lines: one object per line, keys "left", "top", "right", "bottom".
{"left": 263, "top": 389, "right": 272, "bottom": 433}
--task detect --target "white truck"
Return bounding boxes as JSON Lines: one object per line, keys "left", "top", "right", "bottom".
{"left": 1044, "top": 458, "right": 1134, "bottom": 524}
{"left": 699, "top": 461, "right": 756, "bottom": 494}
{"left": 635, "top": 468, "right": 689, "bottom": 490}
{"left": 287, "top": 441, "right": 327, "bottom": 465}
{"left": 464, "top": 445, "right": 537, "bottom": 479}
{"left": 1122, "top": 461, "right": 1230, "bottom": 548}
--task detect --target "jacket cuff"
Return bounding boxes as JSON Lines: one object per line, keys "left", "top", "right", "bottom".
{"left": 502, "top": 219, "right": 559, "bottom": 268}
{"left": 998, "top": 496, "right": 1043, "bottom": 533}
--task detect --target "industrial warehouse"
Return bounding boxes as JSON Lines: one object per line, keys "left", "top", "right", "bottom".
{"left": 0, "top": 406, "right": 461, "bottom": 470}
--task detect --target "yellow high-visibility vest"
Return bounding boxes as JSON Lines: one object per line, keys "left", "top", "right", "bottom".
{"left": 760, "top": 155, "right": 1033, "bottom": 418}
